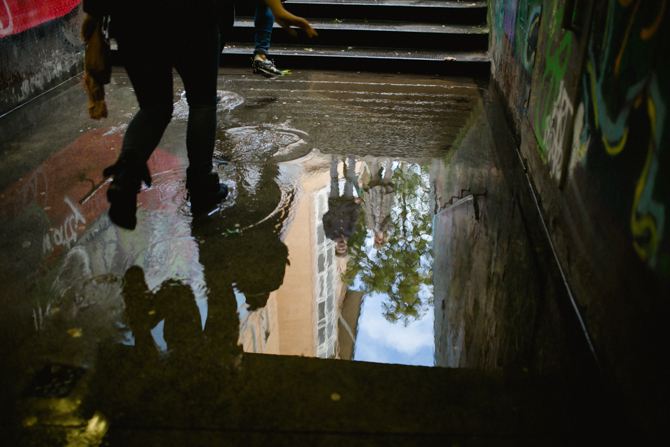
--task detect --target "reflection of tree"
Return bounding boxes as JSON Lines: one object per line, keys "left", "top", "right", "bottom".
{"left": 342, "top": 163, "right": 433, "bottom": 325}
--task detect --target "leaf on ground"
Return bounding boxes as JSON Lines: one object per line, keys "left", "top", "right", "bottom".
{"left": 67, "top": 328, "right": 83, "bottom": 338}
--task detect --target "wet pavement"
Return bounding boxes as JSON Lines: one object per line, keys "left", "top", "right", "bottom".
{"left": 0, "top": 69, "right": 627, "bottom": 445}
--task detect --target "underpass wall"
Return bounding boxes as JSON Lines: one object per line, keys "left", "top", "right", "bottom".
{"left": 0, "top": 1, "right": 84, "bottom": 116}
{"left": 489, "top": 0, "right": 669, "bottom": 438}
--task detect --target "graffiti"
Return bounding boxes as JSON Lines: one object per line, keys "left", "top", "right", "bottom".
{"left": 544, "top": 80, "right": 573, "bottom": 179}
{"left": 524, "top": 5, "right": 543, "bottom": 71}
{"left": 0, "top": 0, "right": 14, "bottom": 36}
{"left": 489, "top": 0, "right": 505, "bottom": 73}
{"left": 503, "top": 0, "right": 520, "bottom": 44}
{"left": 570, "top": 101, "right": 590, "bottom": 169}
{"left": 630, "top": 78, "right": 665, "bottom": 264}
{"left": 0, "top": 0, "right": 81, "bottom": 38}
{"left": 577, "top": 0, "right": 669, "bottom": 274}
{"left": 44, "top": 196, "right": 87, "bottom": 254}
{"left": 535, "top": 34, "right": 573, "bottom": 160}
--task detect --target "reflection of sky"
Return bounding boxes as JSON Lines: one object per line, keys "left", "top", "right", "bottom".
{"left": 353, "top": 288, "right": 435, "bottom": 367}
{"left": 351, "top": 165, "right": 435, "bottom": 366}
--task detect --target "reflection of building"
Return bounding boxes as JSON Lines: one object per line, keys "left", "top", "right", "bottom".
{"left": 237, "top": 155, "right": 364, "bottom": 359}
{"left": 237, "top": 289, "right": 279, "bottom": 355}
{"left": 313, "top": 187, "right": 340, "bottom": 358}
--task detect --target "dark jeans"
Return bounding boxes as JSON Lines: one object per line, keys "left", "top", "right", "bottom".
{"left": 115, "top": 16, "right": 221, "bottom": 180}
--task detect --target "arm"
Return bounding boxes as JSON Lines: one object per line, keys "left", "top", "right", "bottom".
{"left": 263, "top": 0, "right": 318, "bottom": 38}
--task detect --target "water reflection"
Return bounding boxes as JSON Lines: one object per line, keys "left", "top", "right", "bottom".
{"left": 0, "top": 72, "right": 494, "bottom": 373}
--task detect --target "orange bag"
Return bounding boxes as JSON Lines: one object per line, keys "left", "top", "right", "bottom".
{"left": 81, "top": 14, "right": 111, "bottom": 119}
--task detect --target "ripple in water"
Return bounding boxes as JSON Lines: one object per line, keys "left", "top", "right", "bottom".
{"left": 172, "top": 90, "right": 245, "bottom": 121}
{"left": 217, "top": 125, "right": 309, "bottom": 163}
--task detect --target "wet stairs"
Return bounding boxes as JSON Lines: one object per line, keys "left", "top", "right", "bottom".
{"left": 223, "top": 0, "right": 490, "bottom": 76}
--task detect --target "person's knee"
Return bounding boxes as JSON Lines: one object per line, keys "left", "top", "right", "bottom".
{"left": 142, "top": 104, "right": 173, "bottom": 126}
{"left": 188, "top": 101, "right": 217, "bottom": 115}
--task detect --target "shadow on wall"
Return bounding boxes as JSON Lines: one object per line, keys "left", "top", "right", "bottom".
{"left": 0, "top": 1, "right": 85, "bottom": 115}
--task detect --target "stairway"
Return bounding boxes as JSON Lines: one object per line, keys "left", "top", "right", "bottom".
{"left": 223, "top": 0, "right": 490, "bottom": 76}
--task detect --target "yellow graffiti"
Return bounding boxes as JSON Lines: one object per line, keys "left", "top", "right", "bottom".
{"left": 602, "top": 126, "right": 629, "bottom": 155}
{"left": 631, "top": 95, "right": 659, "bottom": 261}
{"left": 641, "top": 0, "right": 666, "bottom": 40}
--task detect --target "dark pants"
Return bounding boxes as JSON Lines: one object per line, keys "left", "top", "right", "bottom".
{"left": 115, "top": 12, "right": 221, "bottom": 180}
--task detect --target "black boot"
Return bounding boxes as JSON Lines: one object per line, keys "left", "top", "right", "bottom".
{"left": 186, "top": 171, "right": 228, "bottom": 214}
{"left": 104, "top": 159, "right": 152, "bottom": 230}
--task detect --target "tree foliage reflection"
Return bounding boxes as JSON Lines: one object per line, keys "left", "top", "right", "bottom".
{"left": 342, "top": 162, "right": 433, "bottom": 326}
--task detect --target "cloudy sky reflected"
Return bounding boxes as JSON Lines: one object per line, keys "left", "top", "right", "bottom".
{"left": 354, "top": 290, "right": 434, "bottom": 366}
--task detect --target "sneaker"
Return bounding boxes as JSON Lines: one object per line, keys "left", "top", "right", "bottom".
{"left": 103, "top": 160, "right": 152, "bottom": 230}
{"left": 187, "top": 171, "right": 229, "bottom": 214}
{"left": 252, "top": 55, "right": 282, "bottom": 77}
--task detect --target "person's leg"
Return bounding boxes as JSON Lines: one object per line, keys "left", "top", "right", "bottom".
{"left": 115, "top": 36, "right": 174, "bottom": 166}
{"left": 330, "top": 156, "right": 340, "bottom": 199}
{"left": 254, "top": 5, "right": 273, "bottom": 57}
{"left": 370, "top": 157, "right": 382, "bottom": 184}
{"left": 344, "top": 156, "right": 356, "bottom": 199}
{"left": 382, "top": 157, "right": 393, "bottom": 184}
{"left": 252, "top": 5, "right": 283, "bottom": 76}
{"left": 174, "top": 21, "right": 228, "bottom": 212}
{"left": 105, "top": 34, "right": 174, "bottom": 229}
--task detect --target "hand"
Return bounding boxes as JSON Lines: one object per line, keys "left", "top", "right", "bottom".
{"left": 264, "top": 0, "right": 318, "bottom": 38}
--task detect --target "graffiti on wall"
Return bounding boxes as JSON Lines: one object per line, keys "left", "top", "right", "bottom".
{"left": 526, "top": 0, "right": 589, "bottom": 185}
{"left": 522, "top": 5, "right": 543, "bottom": 71}
{"left": 571, "top": 0, "right": 669, "bottom": 276}
{"left": 503, "top": 0, "right": 520, "bottom": 44}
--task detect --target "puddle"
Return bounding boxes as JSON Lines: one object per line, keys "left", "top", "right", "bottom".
{"left": 0, "top": 128, "right": 439, "bottom": 364}
{"left": 0, "top": 70, "right": 570, "bottom": 377}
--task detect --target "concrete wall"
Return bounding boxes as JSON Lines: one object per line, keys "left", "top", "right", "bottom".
{"left": 0, "top": 1, "right": 84, "bottom": 116}
{"left": 489, "top": 0, "right": 669, "bottom": 437}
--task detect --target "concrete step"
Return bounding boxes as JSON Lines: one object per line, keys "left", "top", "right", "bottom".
{"left": 228, "top": 18, "right": 489, "bottom": 52}
{"left": 220, "top": 43, "right": 490, "bottom": 76}
{"left": 226, "top": 0, "right": 490, "bottom": 75}
{"left": 264, "top": 0, "right": 488, "bottom": 25}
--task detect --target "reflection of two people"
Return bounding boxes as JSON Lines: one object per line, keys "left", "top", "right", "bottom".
{"left": 120, "top": 162, "right": 291, "bottom": 358}
{"left": 322, "top": 156, "right": 395, "bottom": 254}
{"left": 323, "top": 156, "right": 362, "bottom": 255}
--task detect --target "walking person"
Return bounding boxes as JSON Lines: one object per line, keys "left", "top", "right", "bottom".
{"left": 85, "top": 0, "right": 316, "bottom": 230}
{"left": 323, "top": 155, "right": 362, "bottom": 256}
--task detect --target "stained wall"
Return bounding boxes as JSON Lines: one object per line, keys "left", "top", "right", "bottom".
{"left": 0, "top": 1, "right": 84, "bottom": 116}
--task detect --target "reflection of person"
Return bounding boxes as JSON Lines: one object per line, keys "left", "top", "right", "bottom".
{"left": 120, "top": 159, "right": 292, "bottom": 358}
{"left": 193, "top": 160, "right": 291, "bottom": 322}
{"left": 121, "top": 266, "right": 205, "bottom": 357}
{"left": 362, "top": 158, "right": 394, "bottom": 249}
{"left": 95, "top": 1, "right": 315, "bottom": 230}
{"left": 323, "top": 156, "right": 362, "bottom": 256}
